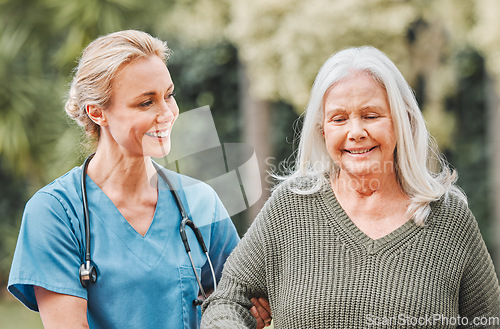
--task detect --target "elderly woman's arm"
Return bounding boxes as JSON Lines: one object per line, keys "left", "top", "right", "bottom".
{"left": 201, "top": 209, "right": 269, "bottom": 329}
{"left": 458, "top": 213, "right": 500, "bottom": 326}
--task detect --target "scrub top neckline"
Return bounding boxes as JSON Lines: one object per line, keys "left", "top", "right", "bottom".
{"left": 83, "top": 169, "right": 176, "bottom": 268}
{"left": 85, "top": 171, "right": 161, "bottom": 238}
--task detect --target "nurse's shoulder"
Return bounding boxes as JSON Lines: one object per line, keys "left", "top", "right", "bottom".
{"left": 155, "top": 165, "right": 219, "bottom": 204}
{"left": 155, "top": 165, "right": 229, "bottom": 226}
{"left": 23, "top": 167, "right": 84, "bottom": 231}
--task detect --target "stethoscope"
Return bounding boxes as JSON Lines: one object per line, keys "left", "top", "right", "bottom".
{"left": 78, "top": 153, "right": 217, "bottom": 306}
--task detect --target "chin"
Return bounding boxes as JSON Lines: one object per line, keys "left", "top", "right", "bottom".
{"left": 141, "top": 139, "right": 172, "bottom": 159}
{"left": 342, "top": 161, "right": 384, "bottom": 177}
{"left": 145, "top": 146, "right": 171, "bottom": 159}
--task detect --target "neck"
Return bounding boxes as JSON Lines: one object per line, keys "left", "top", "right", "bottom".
{"left": 86, "top": 149, "right": 158, "bottom": 197}
{"left": 332, "top": 170, "right": 402, "bottom": 199}
{"left": 331, "top": 170, "right": 411, "bottom": 237}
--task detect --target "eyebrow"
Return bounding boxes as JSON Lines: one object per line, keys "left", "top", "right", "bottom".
{"left": 324, "top": 106, "right": 347, "bottom": 114}
{"left": 360, "top": 106, "right": 385, "bottom": 111}
{"left": 133, "top": 84, "right": 174, "bottom": 100}
{"left": 324, "top": 105, "right": 388, "bottom": 118}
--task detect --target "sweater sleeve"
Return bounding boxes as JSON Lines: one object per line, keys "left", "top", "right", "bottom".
{"left": 201, "top": 203, "right": 269, "bottom": 328}
{"left": 458, "top": 209, "right": 500, "bottom": 325}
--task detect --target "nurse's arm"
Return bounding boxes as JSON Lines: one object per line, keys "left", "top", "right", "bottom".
{"left": 34, "top": 286, "right": 89, "bottom": 329}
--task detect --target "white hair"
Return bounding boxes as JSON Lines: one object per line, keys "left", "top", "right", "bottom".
{"left": 278, "top": 46, "right": 466, "bottom": 226}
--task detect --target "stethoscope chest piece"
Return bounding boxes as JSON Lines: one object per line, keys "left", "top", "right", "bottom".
{"left": 79, "top": 261, "right": 97, "bottom": 288}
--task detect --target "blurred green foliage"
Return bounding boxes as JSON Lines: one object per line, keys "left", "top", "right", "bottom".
{"left": 446, "top": 48, "right": 493, "bottom": 246}
{"left": 0, "top": 295, "right": 43, "bottom": 329}
{"left": 0, "top": 158, "right": 28, "bottom": 284}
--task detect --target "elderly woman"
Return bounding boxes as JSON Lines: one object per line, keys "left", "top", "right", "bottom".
{"left": 201, "top": 46, "right": 500, "bottom": 328}
{"left": 7, "top": 30, "right": 270, "bottom": 329}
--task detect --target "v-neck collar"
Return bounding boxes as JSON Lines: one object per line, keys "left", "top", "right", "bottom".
{"left": 88, "top": 173, "right": 159, "bottom": 238}
{"left": 321, "top": 183, "right": 422, "bottom": 255}
{"left": 84, "top": 170, "right": 174, "bottom": 267}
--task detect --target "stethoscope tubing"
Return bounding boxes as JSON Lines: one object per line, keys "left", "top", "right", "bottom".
{"left": 81, "top": 154, "right": 94, "bottom": 262}
{"left": 80, "top": 154, "right": 216, "bottom": 305}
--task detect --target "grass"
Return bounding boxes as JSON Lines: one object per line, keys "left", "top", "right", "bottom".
{"left": 0, "top": 294, "right": 43, "bottom": 329}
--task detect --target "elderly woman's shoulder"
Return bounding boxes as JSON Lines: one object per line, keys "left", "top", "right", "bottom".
{"left": 431, "top": 191, "right": 469, "bottom": 212}
{"left": 428, "top": 191, "right": 474, "bottom": 228}
{"left": 269, "top": 174, "right": 327, "bottom": 201}
{"left": 255, "top": 175, "right": 327, "bottom": 226}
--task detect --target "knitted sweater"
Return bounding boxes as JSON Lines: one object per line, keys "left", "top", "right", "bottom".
{"left": 201, "top": 179, "right": 500, "bottom": 328}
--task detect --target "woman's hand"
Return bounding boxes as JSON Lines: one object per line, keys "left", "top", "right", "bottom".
{"left": 251, "top": 297, "right": 272, "bottom": 328}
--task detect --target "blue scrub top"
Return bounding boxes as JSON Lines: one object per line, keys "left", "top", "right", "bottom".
{"left": 8, "top": 164, "right": 240, "bottom": 329}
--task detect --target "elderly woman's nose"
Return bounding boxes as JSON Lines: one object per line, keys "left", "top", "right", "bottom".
{"left": 347, "top": 118, "right": 368, "bottom": 141}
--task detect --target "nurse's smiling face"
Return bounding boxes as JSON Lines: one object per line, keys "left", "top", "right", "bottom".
{"left": 99, "top": 55, "right": 179, "bottom": 158}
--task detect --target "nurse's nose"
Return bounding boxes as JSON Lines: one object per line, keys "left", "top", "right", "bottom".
{"left": 157, "top": 98, "right": 178, "bottom": 124}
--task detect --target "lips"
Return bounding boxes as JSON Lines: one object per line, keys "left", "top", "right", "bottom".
{"left": 145, "top": 129, "right": 170, "bottom": 138}
{"left": 345, "top": 146, "right": 376, "bottom": 154}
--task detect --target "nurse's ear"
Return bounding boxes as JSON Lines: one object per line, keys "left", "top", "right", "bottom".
{"left": 86, "top": 105, "right": 108, "bottom": 127}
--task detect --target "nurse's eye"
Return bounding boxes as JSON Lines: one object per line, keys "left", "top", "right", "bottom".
{"left": 139, "top": 100, "right": 153, "bottom": 108}
{"left": 165, "top": 92, "right": 176, "bottom": 101}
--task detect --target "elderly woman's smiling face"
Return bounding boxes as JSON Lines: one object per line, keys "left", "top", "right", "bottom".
{"left": 323, "top": 72, "right": 397, "bottom": 179}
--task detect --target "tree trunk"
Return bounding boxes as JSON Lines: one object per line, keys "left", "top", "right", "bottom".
{"left": 239, "top": 62, "right": 271, "bottom": 227}
{"left": 487, "top": 74, "right": 500, "bottom": 279}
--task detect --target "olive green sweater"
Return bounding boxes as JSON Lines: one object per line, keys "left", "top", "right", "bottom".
{"left": 201, "top": 179, "right": 500, "bottom": 328}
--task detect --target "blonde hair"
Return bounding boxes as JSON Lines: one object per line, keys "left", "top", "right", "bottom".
{"left": 280, "top": 46, "right": 466, "bottom": 226}
{"left": 65, "top": 30, "right": 171, "bottom": 145}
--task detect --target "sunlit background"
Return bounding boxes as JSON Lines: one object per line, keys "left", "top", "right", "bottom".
{"left": 1, "top": 0, "right": 500, "bottom": 327}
